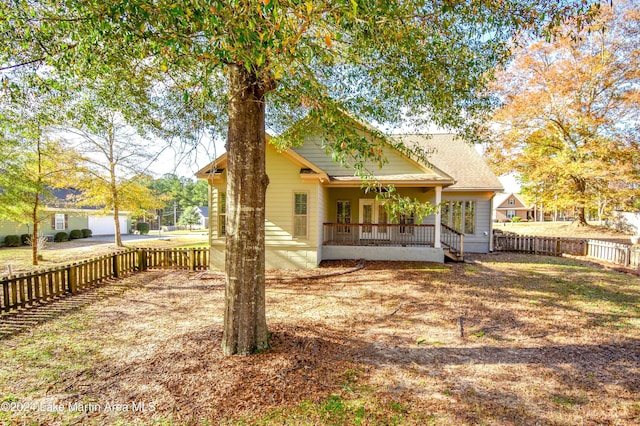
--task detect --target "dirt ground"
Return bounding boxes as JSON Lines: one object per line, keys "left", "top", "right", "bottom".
{"left": 1, "top": 254, "right": 639, "bottom": 425}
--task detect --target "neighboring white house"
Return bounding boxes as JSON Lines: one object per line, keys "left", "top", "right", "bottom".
{"left": 607, "top": 211, "right": 640, "bottom": 234}
{"left": 196, "top": 120, "right": 503, "bottom": 269}
{"left": 195, "top": 206, "right": 209, "bottom": 229}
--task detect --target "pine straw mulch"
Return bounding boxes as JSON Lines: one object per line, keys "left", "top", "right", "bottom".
{"left": 0, "top": 254, "right": 639, "bottom": 425}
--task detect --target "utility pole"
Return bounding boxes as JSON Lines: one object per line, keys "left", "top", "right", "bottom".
{"left": 174, "top": 201, "right": 177, "bottom": 226}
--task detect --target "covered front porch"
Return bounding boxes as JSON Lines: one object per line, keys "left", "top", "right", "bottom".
{"left": 318, "top": 179, "right": 466, "bottom": 263}
{"left": 321, "top": 222, "right": 464, "bottom": 262}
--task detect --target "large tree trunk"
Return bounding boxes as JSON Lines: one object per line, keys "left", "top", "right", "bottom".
{"left": 572, "top": 177, "right": 589, "bottom": 226}
{"left": 222, "top": 65, "right": 271, "bottom": 356}
{"left": 575, "top": 205, "right": 589, "bottom": 226}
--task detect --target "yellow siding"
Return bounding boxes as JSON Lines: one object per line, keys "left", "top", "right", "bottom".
{"left": 210, "top": 183, "right": 226, "bottom": 241}
{"left": 265, "top": 143, "right": 319, "bottom": 247}
{"left": 292, "top": 133, "right": 430, "bottom": 177}
{"left": 209, "top": 143, "right": 322, "bottom": 269}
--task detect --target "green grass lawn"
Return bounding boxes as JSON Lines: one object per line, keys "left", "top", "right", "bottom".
{"left": 0, "top": 234, "right": 209, "bottom": 276}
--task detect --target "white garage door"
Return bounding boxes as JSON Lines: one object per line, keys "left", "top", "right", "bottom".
{"left": 88, "top": 215, "right": 129, "bottom": 236}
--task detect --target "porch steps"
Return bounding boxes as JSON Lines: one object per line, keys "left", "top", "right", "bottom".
{"left": 443, "top": 247, "right": 464, "bottom": 262}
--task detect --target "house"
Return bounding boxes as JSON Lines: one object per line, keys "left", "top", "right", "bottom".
{"left": 195, "top": 206, "right": 209, "bottom": 229}
{"left": 0, "top": 188, "right": 130, "bottom": 244}
{"left": 493, "top": 193, "right": 534, "bottom": 222}
{"left": 196, "top": 123, "right": 503, "bottom": 269}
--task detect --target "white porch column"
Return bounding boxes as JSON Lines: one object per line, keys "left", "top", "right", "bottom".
{"left": 434, "top": 185, "right": 442, "bottom": 248}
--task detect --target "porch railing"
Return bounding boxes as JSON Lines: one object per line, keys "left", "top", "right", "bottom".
{"left": 323, "top": 223, "right": 435, "bottom": 246}
{"left": 440, "top": 223, "right": 464, "bottom": 258}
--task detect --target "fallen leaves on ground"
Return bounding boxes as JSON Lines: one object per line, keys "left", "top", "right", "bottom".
{"left": 0, "top": 254, "right": 638, "bottom": 425}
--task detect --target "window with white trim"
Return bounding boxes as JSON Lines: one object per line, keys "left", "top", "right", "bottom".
{"left": 218, "top": 192, "right": 226, "bottom": 237}
{"left": 293, "top": 192, "right": 308, "bottom": 238}
{"left": 54, "top": 213, "right": 66, "bottom": 231}
{"left": 442, "top": 200, "right": 476, "bottom": 234}
{"left": 336, "top": 200, "right": 351, "bottom": 233}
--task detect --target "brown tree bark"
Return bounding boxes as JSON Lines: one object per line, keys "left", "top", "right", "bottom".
{"left": 31, "top": 194, "right": 39, "bottom": 266}
{"left": 111, "top": 177, "right": 123, "bottom": 247}
{"left": 222, "top": 65, "right": 272, "bottom": 355}
{"left": 32, "top": 135, "right": 43, "bottom": 266}
{"left": 572, "top": 176, "right": 589, "bottom": 226}
{"left": 574, "top": 206, "right": 589, "bottom": 226}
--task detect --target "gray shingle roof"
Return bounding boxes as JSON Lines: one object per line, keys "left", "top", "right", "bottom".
{"left": 395, "top": 134, "right": 504, "bottom": 191}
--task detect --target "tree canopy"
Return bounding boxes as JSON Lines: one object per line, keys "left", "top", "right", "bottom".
{"left": 0, "top": 0, "right": 600, "bottom": 354}
{"left": 149, "top": 174, "right": 208, "bottom": 217}
{"left": 178, "top": 205, "right": 203, "bottom": 230}
{"left": 0, "top": 71, "right": 79, "bottom": 264}
{"left": 484, "top": 0, "right": 640, "bottom": 224}
{"left": 1, "top": 1, "right": 598, "bottom": 138}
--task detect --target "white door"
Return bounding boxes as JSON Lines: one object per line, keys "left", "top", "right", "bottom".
{"left": 88, "top": 215, "right": 129, "bottom": 235}
{"left": 359, "top": 199, "right": 388, "bottom": 240}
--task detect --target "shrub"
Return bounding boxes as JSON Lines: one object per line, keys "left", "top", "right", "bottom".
{"left": 54, "top": 232, "right": 69, "bottom": 242}
{"left": 136, "top": 222, "right": 150, "bottom": 235}
{"left": 510, "top": 216, "right": 522, "bottom": 223}
{"left": 4, "top": 235, "right": 21, "bottom": 247}
{"left": 69, "top": 229, "right": 83, "bottom": 240}
{"left": 26, "top": 234, "right": 48, "bottom": 250}
{"left": 20, "top": 234, "right": 30, "bottom": 245}
{"left": 81, "top": 228, "right": 92, "bottom": 238}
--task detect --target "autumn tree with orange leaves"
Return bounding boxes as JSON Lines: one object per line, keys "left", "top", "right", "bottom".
{"left": 485, "top": 0, "right": 640, "bottom": 225}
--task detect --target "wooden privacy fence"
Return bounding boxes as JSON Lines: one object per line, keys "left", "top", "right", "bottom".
{"left": 494, "top": 234, "right": 640, "bottom": 269}
{"left": 1, "top": 247, "right": 209, "bottom": 315}
{"left": 137, "top": 247, "right": 209, "bottom": 271}
{"left": 493, "top": 234, "right": 587, "bottom": 256}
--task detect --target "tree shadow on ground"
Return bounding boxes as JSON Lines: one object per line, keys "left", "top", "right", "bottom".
{"left": 2, "top": 258, "right": 638, "bottom": 424}
{"left": 48, "top": 322, "right": 639, "bottom": 424}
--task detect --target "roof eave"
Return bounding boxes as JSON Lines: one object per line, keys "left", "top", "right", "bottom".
{"left": 443, "top": 186, "right": 504, "bottom": 192}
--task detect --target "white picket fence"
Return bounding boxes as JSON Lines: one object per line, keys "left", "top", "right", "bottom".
{"left": 587, "top": 239, "right": 640, "bottom": 269}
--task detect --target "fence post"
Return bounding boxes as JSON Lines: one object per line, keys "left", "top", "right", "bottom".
{"left": 625, "top": 246, "right": 630, "bottom": 267}
{"left": 112, "top": 253, "right": 119, "bottom": 279}
{"left": 68, "top": 264, "right": 77, "bottom": 293}
{"left": 137, "top": 249, "right": 147, "bottom": 272}
{"left": 190, "top": 248, "right": 196, "bottom": 271}
{"left": 2, "top": 281, "right": 9, "bottom": 312}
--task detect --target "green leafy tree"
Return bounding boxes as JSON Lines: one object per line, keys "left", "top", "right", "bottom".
{"left": 485, "top": 0, "right": 640, "bottom": 225}
{"left": 149, "top": 174, "right": 209, "bottom": 226}
{"left": 0, "top": 74, "right": 76, "bottom": 264}
{"left": 184, "top": 179, "right": 208, "bottom": 208}
{"left": 1, "top": 0, "right": 598, "bottom": 354}
{"left": 61, "top": 106, "right": 164, "bottom": 247}
{"left": 178, "top": 205, "right": 202, "bottom": 230}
